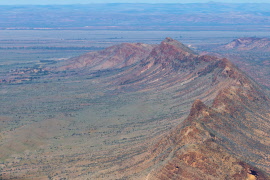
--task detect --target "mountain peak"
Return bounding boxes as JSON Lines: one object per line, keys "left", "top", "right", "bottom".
{"left": 139, "top": 38, "right": 199, "bottom": 71}
{"left": 161, "top": 37, "right": 196, "bottom": 54}
{"left": 163, "top": 37, "right": 174, "bottom": 42}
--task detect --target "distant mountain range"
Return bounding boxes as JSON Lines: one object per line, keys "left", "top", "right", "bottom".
{"left": 1, "top": 3, "right": 270, "bottom": 30}
{"left": 219, "top": 37, "right": 270, "bottom": 51}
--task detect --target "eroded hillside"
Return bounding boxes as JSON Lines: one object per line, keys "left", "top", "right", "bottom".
{"left": 0, "top": 38, "right": 269, "bottom": 179}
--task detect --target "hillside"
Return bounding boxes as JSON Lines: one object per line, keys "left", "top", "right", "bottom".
{"left": 143, "top": 59, "right": 270, "bottom": 179}
{"left": 0, "top": 38, "right": 269, "bottom": 179}
{"left": 57, "top": 43, "right": 155, "bottom": 71}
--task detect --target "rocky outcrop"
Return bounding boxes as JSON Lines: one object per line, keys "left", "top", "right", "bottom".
{"left": 145, "top": 57, "right": 270, "bottom": 179}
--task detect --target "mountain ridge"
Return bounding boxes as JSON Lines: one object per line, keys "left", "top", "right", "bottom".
{"left": 140, "top": 67, "right": 270, "bottom": 179}
{"left": 143, "top": 55, "right": 270, "bottom": 179}
{"left": 99, "top": 38, "right": 270, "bottom": 179}
{"left": 57, "top": 42, "right": 154, "bottom": 71}
{"left": 75, "top": 38, "right": 270, "bottom": 179}
{"left": 0, "top": 38, "right": 269, "bottom": 179}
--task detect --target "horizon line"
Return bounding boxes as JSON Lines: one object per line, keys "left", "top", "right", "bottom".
{"left": 1, "top": 2, "right": 270, "bottom": 5}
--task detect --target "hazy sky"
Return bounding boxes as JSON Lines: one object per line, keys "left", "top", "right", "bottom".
{"left": 1, "top": 0, "right": 270, "bottom": 5}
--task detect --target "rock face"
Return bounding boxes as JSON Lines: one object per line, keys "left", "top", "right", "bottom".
{"left": 221, "top": 37, "right": 270, "bottom": 51}
{"left": 147, "top": 93, "right": 269, "bottom": 179}
{"left": 143, "top": 56, "right": 270, "bottom": 179}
